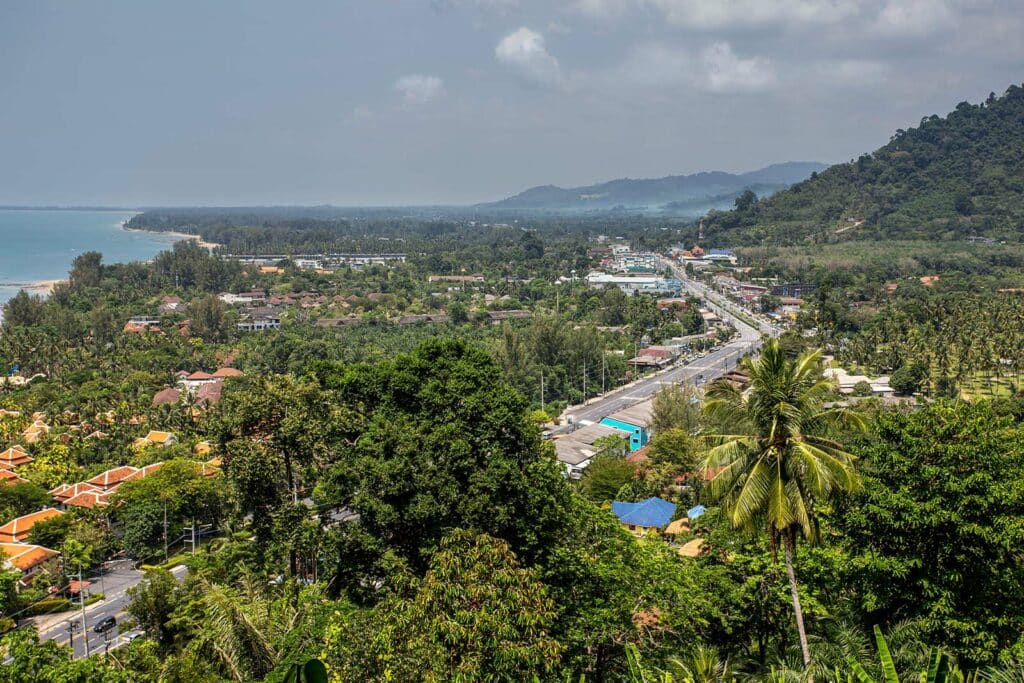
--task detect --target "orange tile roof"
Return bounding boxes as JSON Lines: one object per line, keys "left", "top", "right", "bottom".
{"left": 193, "top": 441, "right": 213, "bottom": 455}
{"left": 50, "top": 482, "right": 100, "bottom": 503}
{"left": 143, "top": 430, "right": 176, "bottom": 444}
{"left": 212, "top": 367, "right": 243, "bottom": 378}
{"left": 86, "top": 466, "right": 140, "bottom": 490}
{"left": 0, "top": 447, "right": 33, "bottom": 467}
{"left": 0, "top": 508, "right": 63, "bottom": 543}
{"left": 0, "top": 470, "right": 28, "bottom": 485}
{"left": 122, "top": 462, "right": 163, "bottom": 482}
{"left": 0, "top": 543, "right": 58, "bottom": 572}
{"left": 64, "top": 491, "right": 111, "bottom": 510}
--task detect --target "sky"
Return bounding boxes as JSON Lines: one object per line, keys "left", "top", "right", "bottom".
{"left": 1, "top": 1, "right": 1022, "bottom": 206}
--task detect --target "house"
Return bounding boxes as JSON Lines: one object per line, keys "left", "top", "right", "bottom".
{"left": 586, "top": 272, "right": 682, "bottom": 296}
{"left": 21, "top": 421, "right": 50, "bottom": 444}
{"left": 486, "top": 310, "right": 533, "bottom": 322}
{"left": 824, "top": 367, "right": 893, "bottom": 397}
{"left": 0, "top": 470, "right": 28, "bottom": 486}
{"left": 237, "top": 310, "right": 281, "bottom": 332}
{"left": 396, "top": 313, "right": 450, "bottom": 325}
{"left": 0, "top": 542, "right": 59, "bottom": 582}
{"left": 0, "top": 508, "right": 64, "bottom": 543}
{"left": 427, "top": 274, "right": 485, "bottom": 283}
{"left": 611, "top": 497, "right": 677, "bottom": 534}
{"left": 64, "top": 490, "right": 112, "bottom": 510}
{"left": 133, "top": 431, "right": 177, "bottom": 449}
{"left": 122, "top": 462, "right": 163, "bottom": 483}
{"left": 196, "top": 381, "right": 223, "bottom": 406}
{"left": 677, "top": 538, "right": 706, "bottom": 558}
{"left": 554, "top": 423, "right": 632, "bottom": 478}
{"left": 194, "top": 441, "right": 213, "bottom": 456}
{"left": 625, "top": 444, "right": 651, "bottom": 464}
{"left": 179, "top": 371, "right": 218, "bottom": 391}
{"left": 600, "top": 400, "right": 653, "bottom": 451}
{"left": 123, "top": 316, "right": 161, "bottom": 333}
{"left": 212, "top": 367, "right": 243, "bottom": 379}
{"left": 158, "top": 296, "right": 185, "bottom": 314}
{"left": 51, "top": 482, "right": 100, "bottom": 506}
{"left": 86, "top": 466, "right": 140, "bottom": 491}
{"left": 0, "top": 446, "right": 33, "bottom": 468}
{"left": 152, "top": 387, "right": 182, "bottom": 407}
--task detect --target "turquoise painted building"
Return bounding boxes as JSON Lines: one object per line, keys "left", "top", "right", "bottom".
{"left": 599, "top": 400, "right": 653, "bottom": 452}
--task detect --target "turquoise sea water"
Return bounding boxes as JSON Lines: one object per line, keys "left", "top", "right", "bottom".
{"left": 0, "top": 209, "right": 184, "bottom": 304}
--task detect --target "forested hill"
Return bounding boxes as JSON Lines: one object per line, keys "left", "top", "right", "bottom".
{"left": 477, "top": 162, "right": 825, "bottom": 213}
{"left": 703, "top": 84, "right": 1024, "bottom": 245}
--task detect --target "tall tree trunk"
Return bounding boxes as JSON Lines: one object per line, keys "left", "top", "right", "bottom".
{"left": 783, "top": 535, "right": 813, "bottom": 680}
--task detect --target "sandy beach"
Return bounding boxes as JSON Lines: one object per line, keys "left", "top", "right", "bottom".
{"left": 1, "top": 279, "right": 63, "bottom": 296}
{"left": 122, "top": 224, "right": 221, "bottom": 250}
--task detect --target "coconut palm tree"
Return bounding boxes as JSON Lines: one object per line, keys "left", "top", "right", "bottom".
{"left": 700, "top": 338, "right": 864, "bottom": 677}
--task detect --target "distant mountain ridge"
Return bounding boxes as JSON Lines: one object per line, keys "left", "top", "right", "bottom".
{"left": 477, "top": 162, "right": 827, "bottom": 213}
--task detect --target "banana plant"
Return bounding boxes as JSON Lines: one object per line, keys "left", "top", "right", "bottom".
{"left": 846, "top": 626, "right": 967, "bottom": 683}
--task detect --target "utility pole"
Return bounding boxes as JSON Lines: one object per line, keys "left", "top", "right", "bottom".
{"left": 582, "top": 361, "right": 586, "bottom": 402}
{"left": 78, "top": 564, "right": 90, "bottom": 657}
{"left": 601, "top": 355, "right": 606, "bottom": 393}
{"left": 66, "top": 620, "right": 76, "bottom": 653}
{"left": 540, "top": 372, "right": 545, "bottom": 412}
{"left": 163, "top": 502, "right": 168, "bottom": 562}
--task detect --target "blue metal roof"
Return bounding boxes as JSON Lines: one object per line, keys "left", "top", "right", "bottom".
{"left": 611, "top": 497, "right": 677, "bottom": 529}
{"left": 709, "top": 248, "right": 733, "bottom": 255}
{"left": 687, "top": 504, "right": 706, "bottom": 519}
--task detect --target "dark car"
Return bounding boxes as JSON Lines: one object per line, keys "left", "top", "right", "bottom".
{"left": 93, "top": 616, "right": 116, "bottom": 634}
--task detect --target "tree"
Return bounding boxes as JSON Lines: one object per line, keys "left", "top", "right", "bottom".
{"left": 700, "top": 339, "right": 864, "bottom": 675}
{"left": 2, "top": 290, "right": 45, "bottom": 328}
{"left": 312, "top": 339, "right": 571, "bottom": 590}
{"left": 651, "top": 383, "right": 701, "bottom": 435}
{"left": 188, "top": 295, "right": 231, "bottom": 342}
{"left": 734, "top": 189, "right": 758, "bottom": 212}
{"left": 326, "top": 531, "right": 562, "bottom": 682}
{"left": 837, "top": 401, "right": 1024, "bottom": 665}
{"left": 69, "top": 251, "right": 104, "bottom": 290}
{"left": 890, "top": 363, "right": 927, "bottom": 395}
{"left": 0, "top": 483, "right": 52, "bottom": 524}
{"left": 579, "top": 456, "right": 637, "bottom": 502}
{"left": 126, "top": 568, "right": 184, "bottom": 648}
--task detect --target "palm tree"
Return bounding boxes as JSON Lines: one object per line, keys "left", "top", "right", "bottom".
{"left": 700, "top": 338, "right": 864, "bottom": 676}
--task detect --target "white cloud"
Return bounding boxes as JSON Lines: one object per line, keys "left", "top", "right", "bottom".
{"left": 874, "top": 0, "right": 954, "bottom": 36}
{"left": 393, "top": 74, "right": 445, "bottom": 104}
{"left": 825, "top": 59, "right": 889, "bottom": 85}
{"left": 575, "top": 0, "right": 859, "bottom": 28}
{"left": 700, "top": 42, "right": 776, "bottom": 92}
{"left": 495, "top": 27, "right": 563, "bottom": 86}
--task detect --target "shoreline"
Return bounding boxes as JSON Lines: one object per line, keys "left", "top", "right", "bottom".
{"left": 0, "top": 279, "right": 63, "bottom": 296}
{"left": 121, "top": 223, "right": 221, "bottom": 250}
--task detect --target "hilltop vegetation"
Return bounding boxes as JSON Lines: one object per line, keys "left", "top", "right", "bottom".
{"left": 704, "top": 85, "right": 1024, "bottom": 245}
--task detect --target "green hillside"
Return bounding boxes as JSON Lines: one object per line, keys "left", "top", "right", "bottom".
{"left": 705, "top": 84, "right": 1024, "bottom": 245}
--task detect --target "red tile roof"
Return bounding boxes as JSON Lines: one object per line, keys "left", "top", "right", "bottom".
{"left": 86, "top": 466, "right": 140, "bottom": 490}
{"left": 0, "top": 508, "right": 64, "bottom": 542}
{"left": 50, "top": 482, "right": 100, "bottom": 503}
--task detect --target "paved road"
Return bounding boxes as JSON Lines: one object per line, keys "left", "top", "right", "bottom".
{"left": 564, "top": 258, "right": 780, "bottom": 426}
{"left": 30, "top": 564, "right": 188, "bottom": 658}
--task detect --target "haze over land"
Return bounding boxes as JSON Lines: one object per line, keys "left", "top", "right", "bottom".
{"left": 2, "top": 1, "right": 1023, "bottom": 206}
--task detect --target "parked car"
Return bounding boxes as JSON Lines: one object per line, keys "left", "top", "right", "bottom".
{"left": 93, "top": 616, "right": 116, "bottom": 634}
{"left": 122, "top": 630, "right": 144, "bottom": 643}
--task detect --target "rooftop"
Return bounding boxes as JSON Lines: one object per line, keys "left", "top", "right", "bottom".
{"left": 611, "top": 497, "right": 677, "bottom": 529}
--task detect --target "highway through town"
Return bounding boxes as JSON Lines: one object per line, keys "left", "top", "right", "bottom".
{"left": 564, "top": 258, "right": 780, "bottom": 426}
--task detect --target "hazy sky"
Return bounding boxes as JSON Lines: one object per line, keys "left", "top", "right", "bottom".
{"left": 2, "top": 1, "right": 1022, "bottom": 206}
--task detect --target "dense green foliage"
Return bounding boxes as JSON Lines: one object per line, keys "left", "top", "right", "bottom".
{"left": 704, "top": 85, "right": 1024, "bottom": 244}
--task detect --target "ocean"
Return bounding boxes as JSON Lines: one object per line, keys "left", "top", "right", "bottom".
{"left": 0, "top": 209, "right": 185, "bottom": 305}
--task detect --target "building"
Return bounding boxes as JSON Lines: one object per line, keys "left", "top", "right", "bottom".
{"left": 771, "top": 283, "right": 817, "bottom": 298}
{"left": 486, "top": 310, "right": 532, "bottom": 322}
{"left": 133, "top": 431, "right": 177, "bottom": 449}
{"left": 554, "top": 423, "right": 632, "bottom": 478}
{"left": 585, "top": 273, "right": 682, "bottom": 296}
{"left": 0, "top": 508, "right": 64, "bottom": 543}
{"left": 158, "top": 296, "right": 185, "bottom": 314}
{"left": 51, "top": 482, "right": 101, "bottom": 507}
{"left": 611, "top": 497, "right": 677, "bottom": 534}
{"left": 237, "top": 310, "right": 281, "bottom": 332}
{"left": 152, "top": 387, "right": 182, "bottom": 407}
{"left": 600, "top": 400, "right": 653, "bottom": 451}
{"left": 86, "top": 466, "right": 141, "bottom": 491}
{"left": 0, "top": 446, "right": 33, "bottom": 468}
{"left": 824, "top": 367, "right": 893, "bottom": 397}
{"left": 0, "top": 542, "right": 59, "bottom": 583}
